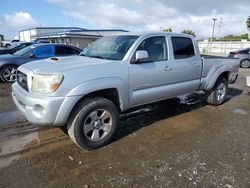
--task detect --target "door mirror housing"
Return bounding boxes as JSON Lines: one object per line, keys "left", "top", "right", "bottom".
{"left": 132, "top": 50, "right": 149, "bottom": 64}
{"left": 136, "top": 50, "right": 148, "bottom": 61}
{"left": 28, "top": 52, "right": 35, "bottom": 58}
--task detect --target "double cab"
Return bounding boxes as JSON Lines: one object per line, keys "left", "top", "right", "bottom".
{"left": 12, "top": 32, "right": 239, "bottom": 149}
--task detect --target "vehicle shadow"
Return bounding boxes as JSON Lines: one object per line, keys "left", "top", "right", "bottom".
{"left": 113, "top": 87, "right": 243, "bottom": 143}
{"left": 225, "top": 87, "right": 243, "bottom": 102}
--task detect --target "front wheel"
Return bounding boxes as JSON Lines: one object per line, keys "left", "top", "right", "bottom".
{"left": 240, "top": 60, "right": 250, "bottom": 68}
{"left": 0, "top": 65, "right": 18, "bottom": 83}
{"left": 67, "top": 97, "right": 119, "bottom": 150}
{"left": 206, "top": 78, "right": 228, "bottom": 106}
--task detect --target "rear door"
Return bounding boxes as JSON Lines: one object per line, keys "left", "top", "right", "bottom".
{"left": 169, "top": 36, "right": 202, "bottom": 92}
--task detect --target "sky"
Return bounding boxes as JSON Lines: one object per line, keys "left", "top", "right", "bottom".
{"left": 0, "top": 0, "right": 249, "bottom": 39}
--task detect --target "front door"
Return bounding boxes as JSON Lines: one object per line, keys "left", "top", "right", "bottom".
{"left": 129, "top": 36, "right": 173, "bottom": 107}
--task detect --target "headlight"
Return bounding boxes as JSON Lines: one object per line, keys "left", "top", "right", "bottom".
{"left": 31, "top": 74, "right": 63, "bottom": 94}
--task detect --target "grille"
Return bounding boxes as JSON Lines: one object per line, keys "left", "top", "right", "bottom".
{"left": 17, "top": 71, "right": 28, "bottom": 92}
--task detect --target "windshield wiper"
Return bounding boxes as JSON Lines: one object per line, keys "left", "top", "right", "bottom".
{"left": 80, "top": 54, "right": 105, "bottom": 59}
{"left": 89, "top": 55, "right": 105, "bottom": 59}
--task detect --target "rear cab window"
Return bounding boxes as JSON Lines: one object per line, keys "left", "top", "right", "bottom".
{"left": 171, "top": 37, "right": 195, "bottom": 59}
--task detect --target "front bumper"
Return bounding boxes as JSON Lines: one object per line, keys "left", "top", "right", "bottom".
{"left": 12, "top": 82, "right": 65, "bottom": 126}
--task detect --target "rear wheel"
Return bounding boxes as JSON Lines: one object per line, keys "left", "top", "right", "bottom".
{"left": 67, "top": 97, "right": 119, "bottom": 150}
{"left": 0, "top": 65, "right": 18, "bottom": 83}
{"left": 206, "top": 78, "right": 228, "bottom": 106}
{"left": 240, "top": 59, "right": 250, "bottom": 68}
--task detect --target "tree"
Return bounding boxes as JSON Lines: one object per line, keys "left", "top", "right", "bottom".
{"left": 247, "top": 16, "right": 250, "bottom": 31}
{"left": 181, "top": 29, "right": 196, "bottom": 37}
{"left": 218, "top": 33, "right": 249, "bottom": 41}
{"left": 163, "top": 28, "right": 172, "bottom": 32}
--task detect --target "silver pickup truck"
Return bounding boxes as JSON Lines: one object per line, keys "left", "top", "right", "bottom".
{"left": 12, "top": 32, "right": 239, "bottom": 149}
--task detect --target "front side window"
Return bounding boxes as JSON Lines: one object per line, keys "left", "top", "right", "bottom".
{"left": 14, "top": 43, "right": 31, "bottom": 52}
{"left": 171, "top": 37, "right": 195, "bottom": 59}
{"left": 34, "top": 45, "right": 54, "bottom": 58}
{"left": 13, "top": 45, "right": 36, "bottom": 56}
{"left": 134, "top": 36, "right": 168, "bottom": 62}
{"left": 81, "top": 35, "right": 139, "bottom": 60}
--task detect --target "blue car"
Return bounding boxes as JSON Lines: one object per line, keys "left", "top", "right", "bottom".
{"left": 0, "top": 43, "right": 82, "bottom": 82}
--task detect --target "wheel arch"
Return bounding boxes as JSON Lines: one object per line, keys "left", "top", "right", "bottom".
{"left": 54, "top": 78, "right": 129, "bottom": 126}
{"left": 204, "top": 71, "right": 230, "bottom": 91}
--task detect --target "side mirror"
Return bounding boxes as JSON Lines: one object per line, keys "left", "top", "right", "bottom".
{"left": 134, "top": 50, "right": 149, "bottom": 63}
{"left": 29, "top": 52, "right": 35, "bottom": 58}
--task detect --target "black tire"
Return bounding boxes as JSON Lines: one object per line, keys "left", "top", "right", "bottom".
{"left": 0, "top": 65, "right": 18, "bottom": 83}
{"left": 5, "top": 44, "right": 10, "bottom": 48}
{"left": 67, "top": 97, "right": 119, "bottom": 150}
{"left": 206, "top": 77, "right": 228, "bottom": 106}
{"left": 240, "top": 59, "right": 250, "bottom": 68}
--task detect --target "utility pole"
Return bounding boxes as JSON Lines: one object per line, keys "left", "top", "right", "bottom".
{"left": 211, "top": 18, "right": 217, "bottom": 41}
{"left": 208, "top": 18, "right": 217, "bottom": 54}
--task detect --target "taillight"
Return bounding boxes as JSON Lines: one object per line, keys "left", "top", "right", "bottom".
{"left": 229, "top": 52, "right": 239, "bottom": 57}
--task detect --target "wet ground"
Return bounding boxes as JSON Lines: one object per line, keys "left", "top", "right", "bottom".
{"left": 0, "top": 69, "right": 250, "bottom": 188}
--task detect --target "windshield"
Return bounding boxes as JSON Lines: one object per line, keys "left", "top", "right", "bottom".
{"left": 13, "top": 45, "right": 36, "bottom": 56}
{"left": 7, "top": 43, "right": 18, "bottom": 49}
{"left": 80, "top": 35, "right": 139, "bottom": 60}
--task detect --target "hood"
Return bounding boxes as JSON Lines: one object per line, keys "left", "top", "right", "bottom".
{"left": 22, "top": 56, "right": 117, "bottom": 73}
{"left": 0, "top": 49, "right": 11, "bottom": 55}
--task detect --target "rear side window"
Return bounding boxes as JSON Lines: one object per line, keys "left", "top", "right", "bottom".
{"left": 34, "top": 45, "right": 54, "bottom": 58}
{"left": 55, "top": 46, "right": 80, "bottom": 55}
{"left": 239, "top": 49, "right": 250, "bottom": 54}
{"left": 171, "top": 37, "right": 195, "bottom": 59}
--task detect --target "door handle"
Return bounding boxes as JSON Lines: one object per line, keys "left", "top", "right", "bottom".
{"left": 164, "top": 66, "right": 173, "bottom": 72}
{"left": 193, "top": 62, "right": 200, "bottom": 67}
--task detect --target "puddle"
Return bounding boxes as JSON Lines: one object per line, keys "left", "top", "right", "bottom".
{"left": 233, "top": 108, "right": 247, "bottom": 115}
{"left": 0, "top": 155, "right": 20, "bottom": 169}
{"left": 0, "top": 132, "right": 39, "bottom": 168}
{"left": 0, "top": 111, "right": 26, "bottom": 126}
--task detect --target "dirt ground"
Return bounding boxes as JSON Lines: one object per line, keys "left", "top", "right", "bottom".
{"left": 0, "top": 69, "right": 250, "bottom": 188}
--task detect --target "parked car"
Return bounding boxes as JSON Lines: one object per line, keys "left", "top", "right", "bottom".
{"left": 228, "top": 48, "right": 250, "bottom": 68}
{"left": 12, "top": 32, "right": 239, "bottom": 149}
{"left": 35, "top": 39, "right": 50, "bottom": 43}
{"left": 0, "top": 42, "right": 35, "bottom": 55}
{"left": 1, "top": 39, "right": 20, "bottom": 48}
{"left": 0, "top": 43, "right": 82, "bottom": 82}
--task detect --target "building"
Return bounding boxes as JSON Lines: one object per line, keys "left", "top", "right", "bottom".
{"left": 0, "top": 34, "right": 4, "bottom": 42}
{"left": 19, "top": 27, "right": 83, "bottom": 42}
{"left": 19, "top": 27, "right": 128, "bottom": 49}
